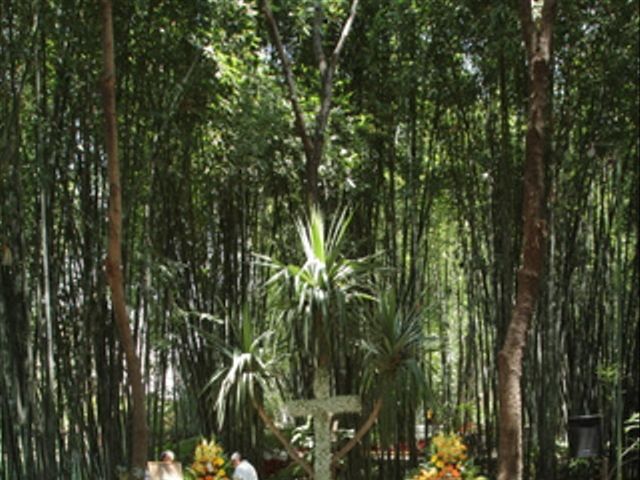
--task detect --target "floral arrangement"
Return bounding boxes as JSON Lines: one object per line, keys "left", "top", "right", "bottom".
{"left": 190, "top": 438, "right": 230, "bottom": 480}
{"left": 411, "top": 432, "right": 484, "bottom": 480}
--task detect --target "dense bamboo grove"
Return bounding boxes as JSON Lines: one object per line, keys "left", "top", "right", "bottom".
{"left": 0, "top": 1, "right": 637, "bottom": 479}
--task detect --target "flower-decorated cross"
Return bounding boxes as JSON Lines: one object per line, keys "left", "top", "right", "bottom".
{"left": 285, "top": 368, "right": 361, "bottom": 480}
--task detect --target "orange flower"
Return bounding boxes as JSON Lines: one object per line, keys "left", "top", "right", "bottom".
{"left": 437, "top": 464, "right": 461, "bottom": 479}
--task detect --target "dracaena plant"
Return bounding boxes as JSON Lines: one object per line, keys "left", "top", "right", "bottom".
{"left": 256, "top": 207, "right": 375, "bottom": 371}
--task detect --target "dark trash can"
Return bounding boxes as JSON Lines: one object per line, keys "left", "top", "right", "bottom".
{"left": 568, "top": 414, "right": 603, "bottom": 458}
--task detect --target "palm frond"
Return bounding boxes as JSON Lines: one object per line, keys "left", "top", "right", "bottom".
{"left": 255, "top": 208, "right": 377, "bottom": 368}
{"left": 361, "top": 292, "right": 427, "bottom": 396}
{"left": 206, "top": 307, "right": 284, "bottom": 429}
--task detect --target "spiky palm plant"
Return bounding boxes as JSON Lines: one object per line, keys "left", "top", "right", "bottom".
{"left": 208, "top": 307, "right": 281, "bottom": 428}
{"left": 207, "top": 307, "right": 316, "bottom": 476}
{"left": 331, "top": 292, "right": 430, "bottom": 466}
{"left": 361, "top": 291, "right": 427, "bottom": 393}
{"left": 257, "top": 207, "right": 374, "bottom": 373}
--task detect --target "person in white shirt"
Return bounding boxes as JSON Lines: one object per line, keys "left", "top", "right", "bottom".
{"left": 160, "top": 450, "right": 175, "bottom": 463}
{"left": 231, "top": 452, "right": 259, "bottom": 480}
{"left": 145, "top": 450, "right": 182, "bottom": 480}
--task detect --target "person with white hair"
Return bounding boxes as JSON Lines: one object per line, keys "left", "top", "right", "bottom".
{"left": 160, "top": 450, "right": 175, "bottom": 463}
{"left": 146, "top": 449, "right": 182, "bottom": 480}
{"left": 231, "top": 451, "right": 258, "bottom": 480}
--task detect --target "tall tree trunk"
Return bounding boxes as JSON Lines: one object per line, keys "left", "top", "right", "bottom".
{"left": 497, "top": 1, "right": 556, "bottom": 479}
{"left": 99, "top": 0, "right": 149, "bottom": 476}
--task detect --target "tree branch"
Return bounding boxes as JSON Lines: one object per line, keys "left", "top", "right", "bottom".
{"left": 313, "top": 3, "right": 327, "bottom": 78}
{"left": 313, "top": 0, "right": 360, "bottom": 163}
{"left": 540, "top": 0, "right": 558, "bottom": 54}
{"left": 260, "top": 0, "right": 314, "bottom": 164}
{"left": 331, "top": 397, "right": 383, "bottom": 466}
{"left": 262, "top": 0, "right": 360, "bottom": 207}
{"left": 251, "top": 398, "right": 315, "bottom": 479}
{"left": 330, "top": 0, "right": 359, "bottom": 66}
{"left": 518, "top": 0, "right": 535, "bottom": 56}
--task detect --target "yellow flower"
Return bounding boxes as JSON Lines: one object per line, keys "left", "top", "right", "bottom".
{"left": 430, "top": 432, "right": 469, "bottom": 465}
{"left": 412, "top": 467, "right": 439, "bottom": 480}
{"left": 191, "top": 438, "right": 230, "bottom": 478}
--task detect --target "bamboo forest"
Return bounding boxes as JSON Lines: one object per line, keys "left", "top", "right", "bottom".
{"left": 0, "top": 0, "right": 638, "bottom": 479}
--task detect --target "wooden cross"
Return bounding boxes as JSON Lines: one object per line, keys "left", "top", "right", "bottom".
{"left": 285, "top": 368, "right": 361, "bottom": 480}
